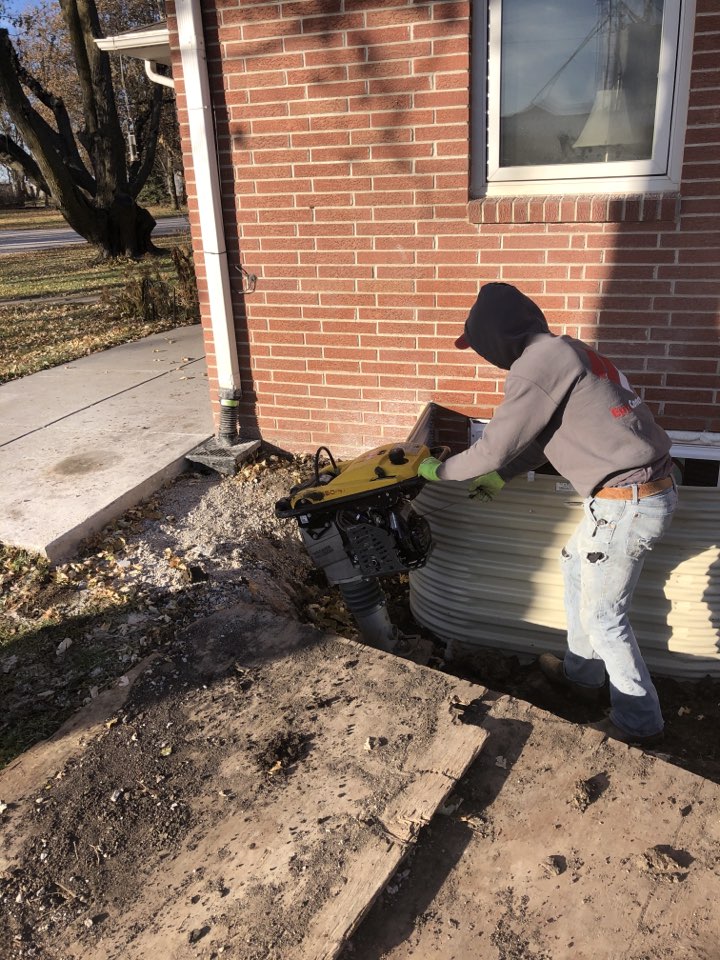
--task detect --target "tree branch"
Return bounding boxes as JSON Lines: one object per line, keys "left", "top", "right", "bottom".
{"left": 0, "top": 132, "right": 50, "bottom": 195}
{"left": 1, "top": 29, "right": 95, "bottom": 195}
{"left": 128, "top": 84, "right": 163, "bottom": 197}
{"left": 0, "top": 7, "right": 163, "bottom": 258}
{"left": 0, "top": 28, "right": 93, "bottom": 224}
{"left": 58, "top": 0, "right": 98, "bottom": 139}
{"left": 13, "top": 50, "right": 92, "bottom": 188}
{"left": 60, "top": 0, "right": 127, "bottom": 199}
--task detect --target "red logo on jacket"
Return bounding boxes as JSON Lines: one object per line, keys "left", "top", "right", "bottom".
{"left": 584, "top": 349, "right": 640, "bottom": 418}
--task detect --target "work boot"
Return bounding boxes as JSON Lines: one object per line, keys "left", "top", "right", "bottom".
{"left": 586, "top": 717, "right": 664, "bottom": 749}
{"left": 537, "top": 653, "right": 601, "bottom": 703}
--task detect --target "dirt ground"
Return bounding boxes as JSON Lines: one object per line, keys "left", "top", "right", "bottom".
{"left": 1, "top": 455, "right": 720, "bottom": 958}
{"left": 346, "top": 695, "right": 720, "bottom": 960}
{"left": 1, "top": 602, "right": 492, "bottom": 959}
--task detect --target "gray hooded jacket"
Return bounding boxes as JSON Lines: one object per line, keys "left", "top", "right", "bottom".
{"left": 438, "top": 283, "right": 672, "bottom": 497}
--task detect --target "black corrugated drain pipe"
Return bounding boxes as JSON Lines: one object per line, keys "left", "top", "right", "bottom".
{"left": 218, "top": 390, "right": 240, "bottom": 443}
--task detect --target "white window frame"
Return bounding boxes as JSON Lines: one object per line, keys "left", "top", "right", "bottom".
{"left": 471, "top": 0, "right": 697, "bottom": 198}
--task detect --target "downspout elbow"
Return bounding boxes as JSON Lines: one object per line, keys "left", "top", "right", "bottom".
{"left": 145, "top": 60, "right": 175, "bottom": 89}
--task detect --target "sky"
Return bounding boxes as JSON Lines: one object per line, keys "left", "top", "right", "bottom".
{"left": 2, "top": 0, "right": 32, "bottom": 16}
{"left": 0, "top": 0, "right": 34, "bottom": 30}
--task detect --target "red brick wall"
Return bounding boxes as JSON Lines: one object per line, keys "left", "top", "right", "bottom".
{"left": 167, "top": 0, "right": 720, "bottom": 455}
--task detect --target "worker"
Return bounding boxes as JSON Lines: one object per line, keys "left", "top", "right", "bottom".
{"left": 419, "top": 282, "right": 678, "bottom": 747}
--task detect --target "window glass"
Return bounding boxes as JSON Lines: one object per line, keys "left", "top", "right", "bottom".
{"left": 499, "top": 0, "right": 665, "bottom": 168}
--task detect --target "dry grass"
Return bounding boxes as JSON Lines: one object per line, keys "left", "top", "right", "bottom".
{"left": 0, "top": 207, "right": 68, "bottom": 230}
{"left": 0, "top": 505, "right": 162, "bottom": 765}
{"left": 0, "top": 229, "right": 190, "bottom": 302}
{"left": 1, "top": 243, "right": 142, "bottom": 300}
{"left": 0, "top": 300, "right": 193, "bottom": 384}
{"left": 0, "top": 236, "right": 197, "bottom": 384}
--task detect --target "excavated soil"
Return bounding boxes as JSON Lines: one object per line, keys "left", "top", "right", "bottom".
{"left": 1, "top": 602, "right": 489, "bottom": 959}
{"left": 3, "top": 454, "right": 719, "bottom": 785}
{"left": 2, "top": 453, "right": 720, "bottom": 959}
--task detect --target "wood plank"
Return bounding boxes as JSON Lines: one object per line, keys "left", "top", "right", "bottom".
{"left": 302, "top": 693, "right": 487, "bottom": 960}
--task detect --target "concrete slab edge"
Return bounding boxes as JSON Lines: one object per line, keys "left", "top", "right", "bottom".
{"left": 38, "top": 446, "right": 211, "bottom": 563}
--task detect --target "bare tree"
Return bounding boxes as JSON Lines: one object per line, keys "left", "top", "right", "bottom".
{"left": 0, "top": 0, "right": 165, "bottom": 258}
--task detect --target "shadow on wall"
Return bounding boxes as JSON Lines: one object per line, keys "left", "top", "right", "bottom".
{"left": 202, "top": 5, "right": 428, "bottom": 445}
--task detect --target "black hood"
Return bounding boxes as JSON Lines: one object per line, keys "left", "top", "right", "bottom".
{"left": 459, "top": 283, "right": 550, "bottom": 370}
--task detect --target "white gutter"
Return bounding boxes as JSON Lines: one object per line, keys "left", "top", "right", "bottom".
{"left": 96, "top": 25, "right": 174, "bottom": 89}
{"left": 95, "top": 25, "right": 172, "bottom": 66}
{"left": 175, "top": 0, "right": 242, "bottom": 406}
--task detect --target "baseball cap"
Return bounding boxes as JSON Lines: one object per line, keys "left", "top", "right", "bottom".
{"left": 454, "top": 332, "right": 470, "bottom": 349}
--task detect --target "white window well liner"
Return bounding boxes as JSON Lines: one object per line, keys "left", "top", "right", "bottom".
{"left": 410, "top": 426, "right": 720, "bottom": 679}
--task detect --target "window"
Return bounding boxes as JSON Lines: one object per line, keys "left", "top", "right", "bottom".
{"left": 471, "top": 0, "right": 696, "bottom": 197}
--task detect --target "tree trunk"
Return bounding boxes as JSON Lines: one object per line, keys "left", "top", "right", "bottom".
{"left": 67, "top": 195, "right": 157, "bottom": 259}
{"left": 162, "top": 146, "right": 180, "bottom": 210}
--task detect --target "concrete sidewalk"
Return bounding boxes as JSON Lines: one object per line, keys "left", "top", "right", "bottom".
{"left": 0, "top": 324, "right": 213, "bottom": 561}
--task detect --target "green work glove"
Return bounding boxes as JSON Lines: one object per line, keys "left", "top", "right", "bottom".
{"left": 418, "top": 456, "right": 443, "bottom": 482}
{"left": 469, "top": 471, "right": 505, "bottom": 500}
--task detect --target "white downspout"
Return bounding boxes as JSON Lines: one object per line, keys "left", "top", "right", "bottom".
{"left": 144, "top": 61, "right": 175, "bottom": 88}
{"left": 175, "top": 0, "right": 242, "bottom": 434}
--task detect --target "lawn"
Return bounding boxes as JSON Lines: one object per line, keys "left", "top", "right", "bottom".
{"left": 0, "top": 204, "right": 183, "bottom": 232}
{"left": 0, "top": 236, "right": 181, "bottom": 301}
{"left": 0, "top": 236, "right": 199, "bottom": 384}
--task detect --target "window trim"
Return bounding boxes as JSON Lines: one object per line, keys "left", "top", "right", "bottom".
{"left": 471, "top": 0, "right": 697, "bottom": 199}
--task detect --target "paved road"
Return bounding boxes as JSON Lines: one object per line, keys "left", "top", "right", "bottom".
{"left": 0, "top": 215, "right": 189, "bottom": 255}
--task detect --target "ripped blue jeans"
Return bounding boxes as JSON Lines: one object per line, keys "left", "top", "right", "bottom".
{"left": 561, "top": 483, "right": 678, "bottom": 737}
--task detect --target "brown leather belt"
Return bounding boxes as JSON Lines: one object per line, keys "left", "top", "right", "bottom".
{"left": 594, "top": 476, "right": 674, "bottom": 500}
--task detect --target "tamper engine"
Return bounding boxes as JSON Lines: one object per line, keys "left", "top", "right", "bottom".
{"left": 275, "top": 442, "right": 447, "bottom": 651}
